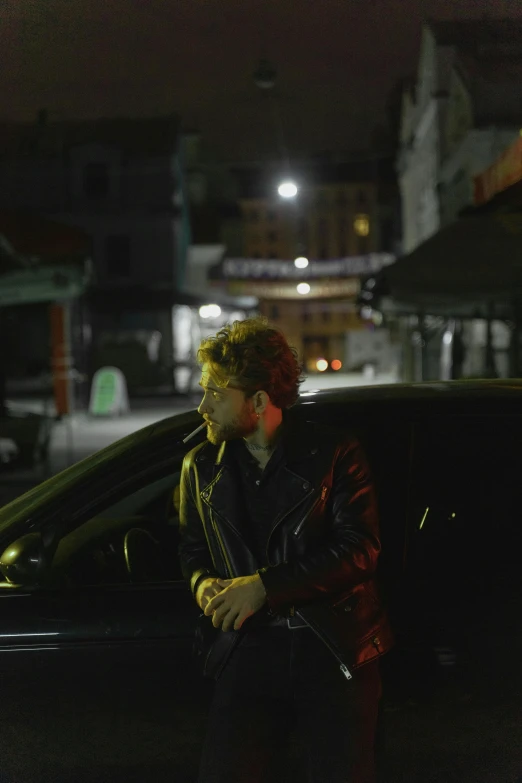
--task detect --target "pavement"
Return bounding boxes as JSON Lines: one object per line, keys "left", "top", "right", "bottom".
{"left": 0, "top": 370, "right": 398, "bottom": 506}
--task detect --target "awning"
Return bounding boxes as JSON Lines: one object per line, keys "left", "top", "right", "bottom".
{"left": 385, "top": 190, "right": 522, "bottom": 309}
{"left": 0, "top": 210, "right": 91, "bottom": 305}
{"left": 0, "top": 265, "right": 90, "bottom": 306}
{"left": 0, "top": 209, "right": 89, "bottom": 263}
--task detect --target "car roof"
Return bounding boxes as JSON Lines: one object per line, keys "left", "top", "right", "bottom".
{"left": 150, "top": 378, "right": 522, "bottom": 434}
{"left": 299, "top": 378, "right": 522, "bottom": 402}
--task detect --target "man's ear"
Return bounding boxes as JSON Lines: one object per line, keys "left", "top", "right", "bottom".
{"left": 253, "top": 390, "right": 270, "bottom": 415}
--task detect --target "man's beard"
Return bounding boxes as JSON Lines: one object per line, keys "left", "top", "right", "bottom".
{"left": 206, "top": 405, "right": 258, "bottom": 445}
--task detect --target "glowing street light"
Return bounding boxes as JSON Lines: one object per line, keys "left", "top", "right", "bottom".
{"left": 199, "top": 304, "right": 222, "bottom": 319}
{"left": 294, "top": 256, "right": 309, "bottom": 269}
{"left": 278, "top": 181, "right": 298, "bottom": 199}
{"left": 296, "top": 282, "right": 311, "bottom": 295}
{"left": 316, "top": 359, "right": 328, "bottom": 372}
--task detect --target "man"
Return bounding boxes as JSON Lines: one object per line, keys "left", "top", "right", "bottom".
{"left": 179, "top": 317, "right": 393, "bottom": 783}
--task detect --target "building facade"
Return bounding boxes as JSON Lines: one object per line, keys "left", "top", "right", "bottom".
{"left": 239, "top": 181, "right": 378, "bottom": 262}
{"left": 395, "top": 19, "right": 522, "bottom": 381}
{"left": 398, "top": 20, "right": 522, "bottom": 255}
{"left": 438, "top": 64, "right": 521, "bottom": 227}
{"left": 0, "top": 114, "right": 192, "bottom": 392}
{"left": 224, "top": 170, "right": 397, "bottom": 372}
{"left": 210, "top": 251, "right": 397, "bottom": 374}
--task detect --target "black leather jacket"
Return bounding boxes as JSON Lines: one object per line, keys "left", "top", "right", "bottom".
{"left": 179, "top": 416, "right": 393, "bottom": 678}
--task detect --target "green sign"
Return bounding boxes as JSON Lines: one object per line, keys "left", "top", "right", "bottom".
{"left": 89, "top": 367, "right": 129, "bottom": 416}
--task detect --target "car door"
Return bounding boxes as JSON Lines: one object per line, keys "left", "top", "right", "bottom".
{"left": 383, "top": 410, "right": 522, "bottom": 783}
{"left": 0, "top": 424, "right": 210, "bottom": 783}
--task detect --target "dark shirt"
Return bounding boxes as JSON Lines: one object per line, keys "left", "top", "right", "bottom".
{"left": 232, "top": 437, "right": 286, "bottom": 569}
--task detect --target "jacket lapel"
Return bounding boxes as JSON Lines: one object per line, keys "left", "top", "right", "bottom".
{"left": 200, "top": 462, "right": 248, "bottom": 542}
{"left": 199, "top": 417, "right": 322, "bottom": 540}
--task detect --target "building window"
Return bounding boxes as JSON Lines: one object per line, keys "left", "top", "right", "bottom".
{"left": 338, "top": 218, "right": 347, "bottom": 257}
{"left": 106, "top": 235, "right": 131, "bottom": 278}
{"left": 268, "top": 251, "right": 278, "bottom": 259}
{"left": 302, "top": 305, "right": 312, "bottom": 323}
{"left": 357, "top": 235, "right": 369, "bottom": 255}
{"left": 316, "top": 190, "right": 329, "bottom": 208}
{"left": 83, "top": 162, "right": 109, "bottom": 199}
{"left": 269, "top": 304, "right": 280, "bottom": 320}
{"left": 354, "top": 213, "right": 370, "bottom": 237}
{"left": 322, "top": 305, "right": 331, "bottom": 323}
{"left": 267, "top": 231, "right": 278, "bottom": 243}
{"left": 317, "top": 218, "right": 329, "bottom": 257}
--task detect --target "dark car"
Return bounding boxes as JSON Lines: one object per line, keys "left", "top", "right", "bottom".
{"left": 0, "top": 381, "right": 521, "bottom": 783}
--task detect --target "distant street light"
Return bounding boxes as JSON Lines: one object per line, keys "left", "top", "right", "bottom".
{"left": 278, "top": 181, "right": 298, "bottom": 199}
{"left": 199, "top": 304, "right": 222, "bottom": 319}
{"left": 296, "top": 282, "right": 311, "bottom": 295}
{"left": 294, "top": 256, "right": 309, "bottom": 269}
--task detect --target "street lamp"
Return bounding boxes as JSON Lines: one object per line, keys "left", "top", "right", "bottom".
{"left": 297, "top": 283, "right": 311, "bottom": 295}
{"left": 278, "top": 181, "right": 298, "bottom": 198}
{"left": 294, "top": 256, "right": 309, "bottom": 269}
{"left": 199, "top": 304, "right": 222, "bottom": 319}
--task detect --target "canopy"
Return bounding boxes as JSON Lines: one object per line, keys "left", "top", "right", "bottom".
{"left": 0, "top": 210, "right": 90, "bottom": 305}
{"left": 385, "top": 181, "right": 522, "bottom": 311}
{"left": 0, "top": 209, "right": 88, "bottom": 264}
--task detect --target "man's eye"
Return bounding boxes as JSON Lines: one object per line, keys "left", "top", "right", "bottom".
{"left": 212, "top": 392, "right": 221, "bottom": 400}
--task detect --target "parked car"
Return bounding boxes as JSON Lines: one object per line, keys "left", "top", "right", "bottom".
{"left": 0, "top": 437, "right": 18, "bottom": 464}
{"left": 0, "top": 408, "right": 53, "bottom": 469}
{"left": 0, "top": 381, "right": 520, "bottom": 783}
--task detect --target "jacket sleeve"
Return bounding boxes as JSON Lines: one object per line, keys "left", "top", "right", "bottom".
{"left": 178, "top": 449, "right": 220, "bottom": 598}
{"left": 257, "top": 436, "right": 381, "bottom": 614}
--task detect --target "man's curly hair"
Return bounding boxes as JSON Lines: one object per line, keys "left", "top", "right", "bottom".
{"left": 197, "top": 317, "right": 304, "bottom": 409}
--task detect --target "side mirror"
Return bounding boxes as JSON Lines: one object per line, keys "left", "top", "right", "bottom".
{"left": 0, "top": 533, "right": 48, "bottom": 586}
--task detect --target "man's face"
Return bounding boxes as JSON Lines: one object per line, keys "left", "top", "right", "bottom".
{"left": 197, "top": 364, "right": 258, "bottom": 446}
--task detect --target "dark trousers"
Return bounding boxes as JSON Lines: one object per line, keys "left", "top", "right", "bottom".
{"left": 198, "top": 626, "right": 381, "bottom": 783}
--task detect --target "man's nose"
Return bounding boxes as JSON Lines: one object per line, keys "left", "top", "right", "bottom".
{"left": 198, "top": 395, "right": 211, "bottom": 416}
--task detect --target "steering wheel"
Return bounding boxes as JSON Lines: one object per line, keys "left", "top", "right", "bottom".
{"left": 124, "top": 528, "right": 165, "bottom": 583}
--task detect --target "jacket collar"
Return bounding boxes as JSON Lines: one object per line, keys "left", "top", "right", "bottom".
{"left": 199, "top": 411, "right": 321, "bottom": 549}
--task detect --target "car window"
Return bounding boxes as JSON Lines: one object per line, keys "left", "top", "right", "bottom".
{"left": 406, "top": 414, "right": 522, "bottom": 631}
{"left": 51, "top": 470, "right": 182, "bottom": 588}
{"left": 0, "top": 469, "right": 183, "bottom": 590}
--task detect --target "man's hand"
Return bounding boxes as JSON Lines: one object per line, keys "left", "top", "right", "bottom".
{"left": 195, "top": 577, "right": 224, "bottom": 611}
{"left": 204, "top": 574, "right": 267, "bottom": 631}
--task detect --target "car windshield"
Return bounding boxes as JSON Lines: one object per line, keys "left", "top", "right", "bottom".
{"left": 0, "top": 423, "right": 156, "bottom": 532}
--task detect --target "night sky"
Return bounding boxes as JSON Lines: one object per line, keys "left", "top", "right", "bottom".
{"left": 2, "top": 0, "right": 522, "bottom": 161}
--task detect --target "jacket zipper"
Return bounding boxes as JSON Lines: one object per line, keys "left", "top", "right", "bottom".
{"left": 296, "top": 609, "right": 353, "bottom": 681}
{"left": 266, "top": 486, "right": 315, "bottom": 565}
{"left": 201, "top": 483, "right": 241, "bottom": 578}
{"left": 293, "top": 485, "right": 328, "bottom": 537}
{"left": 211, "top": 513, "right": 234, "bottom": 578}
